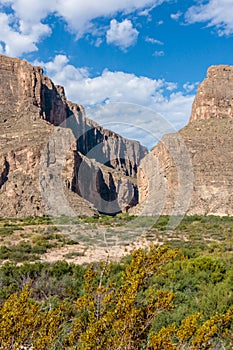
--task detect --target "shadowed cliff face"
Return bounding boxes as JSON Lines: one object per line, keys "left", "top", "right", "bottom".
{"left": 65, "top": 102, "right": 147, "bottom": 178}
{"left": 0, "top": 55, "right": 67, "bottom": 126}
{"left": 0, "top": 54, "right": 147, "bottom": 217}
{"left": 135, "top": 65, "right": 233, "bottom": 217}
{"left": 0, "top": 156, "right": 9, "bottom": 189}
{"left": 70, "top": 151, "right": 138, "bottom": 215}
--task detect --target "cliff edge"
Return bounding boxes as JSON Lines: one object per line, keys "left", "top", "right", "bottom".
{"left": 136, "top": 65, "right": 233, "bottom": 216}
{"left": 0, "top": 54, "right": 147, "bottom": 217}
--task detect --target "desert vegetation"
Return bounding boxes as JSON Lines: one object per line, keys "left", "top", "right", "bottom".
{"left": 0, "top": 215, "right": 232, "bottom": 349}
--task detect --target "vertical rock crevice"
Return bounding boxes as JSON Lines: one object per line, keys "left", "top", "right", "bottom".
{"left": 0, "top": 54, "right": 147, "bottom": 216}
{"left": 0, "top": 156, "right": 10, "bottom": 189}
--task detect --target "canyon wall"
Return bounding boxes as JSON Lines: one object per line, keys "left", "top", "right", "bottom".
{"left": 136, "top": 65, "right": 233, "bottom": 216}
{"left": 190, "top": 65, "right": 233, "bottom": 122}
{"left": 0, "top": 54, "right": 147, "bottom": 217}
{"left": 3, "top": 55, "right": 232, "bottom": 218}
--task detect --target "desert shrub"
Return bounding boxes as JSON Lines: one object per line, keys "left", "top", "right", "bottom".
{"left": 0, "top": 261, "right": 87, "bottom": 301}
{"left": 0, "top": 226, "right": 22, "bottom": 235}
{"left": 0, "top": 245, "right": 232, "bottom": 350}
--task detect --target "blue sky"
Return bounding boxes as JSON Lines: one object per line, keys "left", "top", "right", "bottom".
{"left": 0, "top": 0, "right": 233, "bottom": 148}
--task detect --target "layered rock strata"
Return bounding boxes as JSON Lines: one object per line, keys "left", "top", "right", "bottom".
{"left": 0, "top": 54, "right": 147, "bottom": 217}
{"left": 190, "top": 65, "right": 233, "bottom": 122}
{"left": 136, "top": 65, "right": 233, "bottom": 216}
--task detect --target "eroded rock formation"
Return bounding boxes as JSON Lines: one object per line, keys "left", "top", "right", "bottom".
{"left": 190, "top": 65, "right": 233, "bottom": 122}
{"left": 0, "top": 54, "right": 147, "bottom": 217}
{"left": 136, "top": 65, "right": 233, "bottom": 216}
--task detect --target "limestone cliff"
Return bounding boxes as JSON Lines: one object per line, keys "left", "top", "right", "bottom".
{"left": 190, "top": 65, "right": 233, "bottom": 122}
{"left": 136, "top": 65, "right": 233, "bottom": 216}
{"left": 0, "top": 54, "right": 147, "bottom": 217}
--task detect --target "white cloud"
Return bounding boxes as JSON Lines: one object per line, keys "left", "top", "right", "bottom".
{"left": 106, "top": 19, "right": 139, "bottom": 50}
{"left": 39, "top": 55, "right": 195, "bottom": 147}
{"left": 145, "top": 36, "right": 164, "bottom": 45}
{"left": 37, "top": 55, "right": 89, "bottom": 87}
{"left": 54, "top": 0, "right": 164, "bottom": 37}
{"left": 185, "top": 0, "right": 233, "bottom": 36}
{"left": 38, "top": 54, "right": 69, "bottom": 74}
{"left": 43, "top": 55, "right": 164, "bottom": 105}
{"left": 3, "top": 0, "right": 54, "bottom": 24}
{"left": 137, "top": 3, "right": 159, "bottom": 16}
{"left": 94, "top": 38, "right": 103, "bottom": 47}
{"left": 0, "top": 0, "right": 168, "bottom": 55}
{"left": 183, "top": 82, "right": 199, "bottom": 93}
{"left": 0, "top": 12, "right": 51, "bottom": 56}
{"left": 86, "top": 103, "right": 174, "bottom": 149}
{"left": 156, "top": 92, "right": 195, "bottom": 129}
{"left": 153, "top": 50, "right": 165, "bottom": 57}
{"left": 165, "top": 82, "right": 178, "bottom": 91}
{"left": 170, "top": 11, "right": 182, "bottom": 21}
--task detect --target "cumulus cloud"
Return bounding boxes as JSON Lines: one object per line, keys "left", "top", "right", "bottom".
{"left": 156, "top": 92, "right": 194, "bottom": 128}
{"left": 39, "top": 54, "right": 69, "bottom": 74}
{"left": 2, "top": 0, "right": 54, "bottom": 24}
{"left": 54, "top": 0, "right": 163, "bottom": 37}
{"left": 42, "top": 55, "right": 163, "bottom": 105}
{"left": 106, "top": 19, "right": 139, "bottom": 50}
{"left": 0, "top": 12, "right": 51, "bottom": 56}
{"left": 38, "top": 55, "right": 195, "bottom": 147}
{"left": 37, "top": 55, "right": 89, "bottom": 89}
{"left": 0, "top": 0, "right": 168, "bottom": 55}
{"left": 185, "top": 0, "right": 233, "bottom": 36}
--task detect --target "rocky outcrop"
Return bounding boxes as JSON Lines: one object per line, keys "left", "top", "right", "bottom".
{"left": 0, "top": 56, "right": 64, "bottom": 125}
{"left": 0, "top": 54, "right": 147, "bottom": 217}
{"left": 136, "top": 65, "right": 233, "bottom": 217}
{"left": 190, "top": 65, "right": 233, "bottom": 122}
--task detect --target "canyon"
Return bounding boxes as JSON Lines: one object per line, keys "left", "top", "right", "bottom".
{"left": 0, "top": 54, "right": 147, "bottom": 217}
{"left": 0, "top": 55, "right": 232, "bottom": 218}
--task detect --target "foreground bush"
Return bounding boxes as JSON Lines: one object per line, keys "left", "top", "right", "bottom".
{"left": 0, "top": 245, "right": 232, "bottom": 349}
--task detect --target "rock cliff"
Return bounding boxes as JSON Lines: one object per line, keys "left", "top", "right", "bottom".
{"left": 136, "top": 65, "right": 233, "bottom": 216}
{"left": 0, "top": 54, "right": 147, "bottom": 217}
{"left": 190, "top": 65, "right": 233, "bottom": 122}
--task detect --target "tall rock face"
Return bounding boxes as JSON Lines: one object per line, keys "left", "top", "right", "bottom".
{"left": 190, "top": 65, "right": 233, "bottom": 122}
{"left": 0, "top": 54, "right": 147, "bottom": 217}
{"left": 0, "top": 55, "right": 67, "bottom": 125}
{"left": 136, "top": 65, "right": 233, "bottom": 216}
